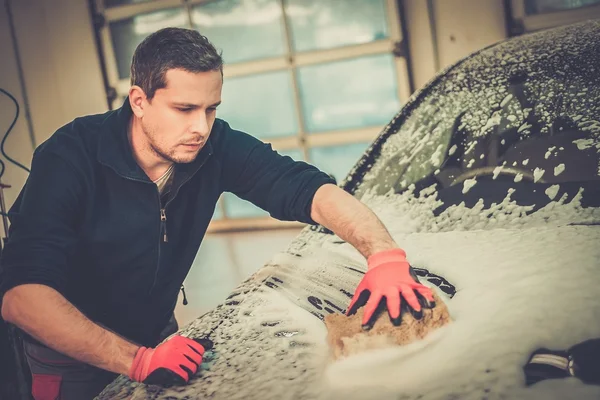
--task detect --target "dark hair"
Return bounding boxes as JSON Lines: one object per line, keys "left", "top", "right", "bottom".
{"left": 130, "top": 27, "right": 223, "bottom": 100}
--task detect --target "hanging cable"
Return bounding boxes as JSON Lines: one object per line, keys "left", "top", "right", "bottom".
{"left": 0, "top": 88, "right": 31, "bottom": 180}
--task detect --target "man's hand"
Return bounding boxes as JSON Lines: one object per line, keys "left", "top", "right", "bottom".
{"left": 129, "top": 335, "right": 213, "bottom": 386}
{"left": 310, "top": 186, "right": 437, "bottom": 327}
{"left": 346, "top": 248, "right": 436, "bottom": 329}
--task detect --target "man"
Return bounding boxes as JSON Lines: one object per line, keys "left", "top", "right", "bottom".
{"left": 0, "top": 27, "right": 434, "bottom": 399}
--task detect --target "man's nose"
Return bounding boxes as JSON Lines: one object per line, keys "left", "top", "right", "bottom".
{"left": 191, "top": 114, "right": 209, "bottom": 136}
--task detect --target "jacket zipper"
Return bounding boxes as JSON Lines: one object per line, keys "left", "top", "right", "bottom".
{"left": 160, "top": 208, "right": 168, "bottom": 242}
{"left": 181, "top": 284, "right": 188, "bottom": 305}
{"left": 152, "top": 191, "right": 163, "bottom": 295}
{"left": 158, "top": 152, "right": 211, "bottom": 244}
{"left": 150, "top": 154, "right": 212, "bottom": 303}
{"left": 100, "top": 169, "right": 162, "bottom": 298}
{"left": 161, "top": 156, "right": 211, "bottom": 306}
{"left": 158, "top": 206, "right": 186, "bottom": 305}
{"left": 103, "top": 153, "right": 212, "bottom": 305}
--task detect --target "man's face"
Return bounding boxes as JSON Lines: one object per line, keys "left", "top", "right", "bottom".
{"left": 139, "top": 68, "right": 222, "bottom": 164}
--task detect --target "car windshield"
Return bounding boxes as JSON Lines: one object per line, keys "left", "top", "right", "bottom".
{"left": 351, "top": 23, "right": 600, "bottom": 215}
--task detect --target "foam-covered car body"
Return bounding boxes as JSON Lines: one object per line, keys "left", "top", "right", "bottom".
{"left": 99, "top": 19, "right": 600, "bottom": 400}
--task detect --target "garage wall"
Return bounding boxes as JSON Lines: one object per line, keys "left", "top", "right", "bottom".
{"left": 0, "top": 0, "right": 107, "bottom": 237}
{"left": 404, "top": 0, "right": 508, "bottom": 91}
{"left": 0, "top": 2, "right": 34, "bottom": 237}
{"left": 8, "top": 0, "right": 108, "bottom": 146}
{"left": 434, "top": 0, "right": 508, "bottom": 69}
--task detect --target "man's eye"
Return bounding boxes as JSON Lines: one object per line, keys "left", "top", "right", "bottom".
{"left": 208, "top": 108, "right": 217, "bottom": 113}
{"left": 178, "top": 108, "right": 193, "bottom": 113}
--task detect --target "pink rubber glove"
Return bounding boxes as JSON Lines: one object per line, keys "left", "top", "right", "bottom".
{"left": 128, "top": 335, "right": 212, "bottom": 386}
{"left": 346, "top": 248, "right": 436, "bottom": 329}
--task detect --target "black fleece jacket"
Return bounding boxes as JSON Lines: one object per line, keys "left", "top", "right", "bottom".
{"left": 0, "top": 99, "right": 334, "bottom": 347}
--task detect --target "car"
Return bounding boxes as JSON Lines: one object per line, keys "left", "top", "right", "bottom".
{"left": 96, "top": 18, "right": 598, "bottom": 399}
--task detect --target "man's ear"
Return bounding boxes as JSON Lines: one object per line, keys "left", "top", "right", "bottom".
{"left": 129, "top": 86, "right": 147, "bottom": 118}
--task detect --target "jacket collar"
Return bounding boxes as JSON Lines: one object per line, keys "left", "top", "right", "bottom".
{"left": 97, "top": 98, "right": 213, "bottom": 184}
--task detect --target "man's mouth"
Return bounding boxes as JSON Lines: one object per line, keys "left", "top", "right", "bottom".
{"left": 182, "top": 142, "right": 203, "bottom": 148}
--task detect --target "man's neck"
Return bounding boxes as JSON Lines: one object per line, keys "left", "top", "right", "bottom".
{"left": 127, "top": 117, "right": 173, "bottom": 181}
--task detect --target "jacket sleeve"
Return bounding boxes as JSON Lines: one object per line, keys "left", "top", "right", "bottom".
{"left": 218, "top": 121, "right": 336, "bottom": 224}
{"left": 0, "top": 150, "right": 85, "bottom": 299}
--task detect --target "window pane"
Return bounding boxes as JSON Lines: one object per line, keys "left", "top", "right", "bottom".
{"left": 525, "top": 0, "right": 600, "bottom": 14}
{"left": 310, "top": 142, "right": 370, "bottom": 183}
{"left": 297, "top": 54, "right": 400, "bottom": 133}
{"left": 223, "top": 192, "right": 270, "bottom": 219}
{"left": 109, "top": 8, "right": 188, "bottom": 79}
{"left": 218, "top": 71, "right": 298, "bottom": 139}
{"left": 104, "top": 0, "right": 152, "bottom": 7}
{"left": 213, "top": 199, "right": 224, "bottom": 220}
{"left": 191, "top": 0, "right": 286, "bottom": 64}
{"left": 285, "top": 0, "right": 388, "bottom": 52}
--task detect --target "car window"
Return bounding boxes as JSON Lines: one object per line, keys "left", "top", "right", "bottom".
{"left": 352, "top": 25, "right": 600, "bottom": 204}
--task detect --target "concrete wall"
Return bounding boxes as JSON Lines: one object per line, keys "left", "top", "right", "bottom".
{"left": 0, "top": 2, "right": 35, "bottom": 232}
{"left": 8, "top": 0, "right": 108, "bottom": 146}
{"left": 434, "top": 0, "right": 508, "bottom": 69}
{"left": 0, "top": 0, "right": 107, "bottom": 237}
{"left": 404, "top": 0, "right": 508, "bottom": 91}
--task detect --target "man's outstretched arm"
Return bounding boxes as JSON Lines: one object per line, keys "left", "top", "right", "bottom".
{"left": 310, "top": 183, "right": 397, "bottom": 259}
{"left": 310, "top": 183, "right": 435, "bottom": 328}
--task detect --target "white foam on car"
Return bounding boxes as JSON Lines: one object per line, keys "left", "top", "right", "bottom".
{"left": 323, "top": 224, "right": 600, "bottom": 400}
{"left": 533, "top": 167, "right": 545, "bottom": 183}
{"left": 462, "top": 178, "right": 477, "bottom": 194}
{"left": 545, "top": 185, "right": 560, "bottom": 200}
{"left": 514, "top": 173, "right": 524, "bottom": 182}
{"left": 97, "top": 184, "right": 600, "bottom": 400}
{"left": 573, "top": 138, "right": 594, "bottom": 150}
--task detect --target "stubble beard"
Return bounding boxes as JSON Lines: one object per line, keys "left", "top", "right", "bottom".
{"left": 142, "top": 121, "right": 198, "bottom": 164}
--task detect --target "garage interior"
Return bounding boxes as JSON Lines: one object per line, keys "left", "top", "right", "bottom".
{"left": 0, "top": 1, "right": 599, "bottom": 398}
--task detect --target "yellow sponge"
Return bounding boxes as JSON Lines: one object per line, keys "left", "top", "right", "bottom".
{"left": 324, "top": 291, "right": 451, "bottom": 360}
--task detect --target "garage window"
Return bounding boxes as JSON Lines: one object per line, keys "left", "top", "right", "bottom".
{"left": 93, "top": 0, "right": 412, "bottom": 229}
